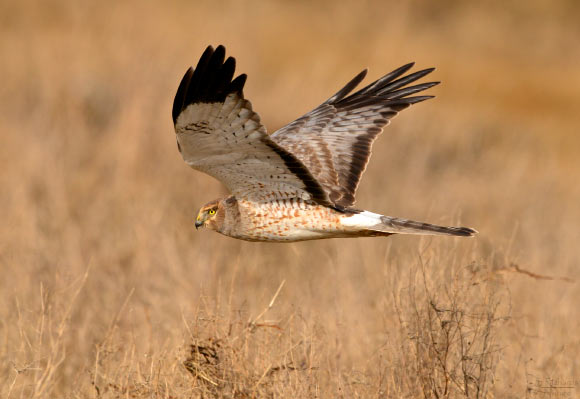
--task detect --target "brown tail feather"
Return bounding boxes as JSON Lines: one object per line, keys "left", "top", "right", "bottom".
{"left": 377, "top": 216, "right": 477, "bottom": 237}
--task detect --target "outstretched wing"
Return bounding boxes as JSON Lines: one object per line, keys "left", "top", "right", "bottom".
{"left": 173, "top": 45, "right": 332, "bottom": 206}
{"left": 270, "top": 64, "right": 439, "bottom": 208}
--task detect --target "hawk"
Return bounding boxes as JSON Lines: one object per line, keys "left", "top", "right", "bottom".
{"left": 172, "top": 45, "right": 476, "bottom": 242}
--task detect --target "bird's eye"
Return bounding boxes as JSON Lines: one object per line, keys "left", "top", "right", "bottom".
{"left": 208, "top": 209, "right": 216, "bottom": 215}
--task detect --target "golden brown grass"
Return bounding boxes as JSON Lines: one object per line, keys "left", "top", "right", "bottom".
{"left": 1, "top": 0, "right": 579, "bottom": 397}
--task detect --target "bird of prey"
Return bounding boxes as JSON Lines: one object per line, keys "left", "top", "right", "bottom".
{"left": 172, "top": 45, "right": 476, "bottom": 242}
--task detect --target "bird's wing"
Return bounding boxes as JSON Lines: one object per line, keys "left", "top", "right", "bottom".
{"left": 173, "top": 45, "right": 332, "bottom": 206}
{"left": 270, "top": 64, "right": 438, "bottom": 208}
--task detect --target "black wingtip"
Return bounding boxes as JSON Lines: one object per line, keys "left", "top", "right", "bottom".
{"left": 172, "top": 45, "right": 247, "bottom": 125}
{"left": 325, "top": 69, "right": 368, "bottom": 104}
{"left": 230, "top": 73, "right": 247, "bottom": 96}
{"left": 375, "top": 68, "right": 437, "bottom": 96}
{"left": 172, "top": 67, "right": 194, "bottom": 124}
{"left": 333, "top": 62, "right": 439, "bottom": 110}
{"left": 383, "top": 81, "right": 440, "bottom": 100}
{"left": 404, "top": 95, "right": 436, "bottom": 104}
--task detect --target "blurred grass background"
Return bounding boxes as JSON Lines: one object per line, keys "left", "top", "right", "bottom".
{"left": 1, "top": 0, "right": 579, "bottom": 397}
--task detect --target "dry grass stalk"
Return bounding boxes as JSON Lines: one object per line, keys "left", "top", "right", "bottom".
{"left": 182, "top": 281, "right": 317, "bottom": 398}
{"left": 394, "top": 262, "right": 510, "bottom": 399}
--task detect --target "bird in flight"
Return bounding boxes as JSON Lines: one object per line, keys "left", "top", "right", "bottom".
{"left": 172, "top": 45, "right": 476, "bottom": 242}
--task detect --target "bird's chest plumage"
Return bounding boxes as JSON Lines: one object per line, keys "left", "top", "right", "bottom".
{"left": 229, "top": 199, "right": 343, "bottom": 242}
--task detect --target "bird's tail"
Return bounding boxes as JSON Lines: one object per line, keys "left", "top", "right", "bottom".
{"left": 341, "top": 211, "right": 477, "bottom": 237}
{"left": 377, "top": 215, "right": 477, "bottom": 236}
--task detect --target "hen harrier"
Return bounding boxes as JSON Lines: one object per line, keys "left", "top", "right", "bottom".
{"left": 172, "top": 45, "right": 476, "bottom": 242}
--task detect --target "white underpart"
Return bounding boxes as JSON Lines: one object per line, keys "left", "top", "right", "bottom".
{"left": 340, "top": 210, "right": 382, "bottom": 228}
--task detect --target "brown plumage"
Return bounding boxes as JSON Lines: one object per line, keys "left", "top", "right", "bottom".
{"left": 174, "top": 45, "right": 477, "bottom": 242}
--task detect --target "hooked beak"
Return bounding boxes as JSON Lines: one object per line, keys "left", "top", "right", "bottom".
{"left": 195, "top": 219, "right": 203, "bottom": 229}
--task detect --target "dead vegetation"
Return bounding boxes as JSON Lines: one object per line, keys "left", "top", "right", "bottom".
{"left": 176, "top": 263, "right": 512, "bottom": 399}
{"left": 180, "top": 281, "right": 320, "bottom": 398}
{"left": 394, "top": 263, "right": 510, "bottom": 398}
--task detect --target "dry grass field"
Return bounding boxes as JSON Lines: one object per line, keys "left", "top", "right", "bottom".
{"left": 1, "top": 0, "right": 580, "bottom": 397}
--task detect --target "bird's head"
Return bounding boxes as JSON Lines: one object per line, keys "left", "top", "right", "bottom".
{"left": 195, "top": 199, "right": 224, "bottom": 231}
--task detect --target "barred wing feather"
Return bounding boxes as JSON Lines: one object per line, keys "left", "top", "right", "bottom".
{"left": 173, "top": 45, "right": 332, "bottom": 206}
{"left": 270, "top": 64, "right": 439, "bottom": 208}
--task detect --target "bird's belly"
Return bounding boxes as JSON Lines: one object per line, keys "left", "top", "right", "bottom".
{"left": 234, "top": 200, "right": 345, "bottom": 242}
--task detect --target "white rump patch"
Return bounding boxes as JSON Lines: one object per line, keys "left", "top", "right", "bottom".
{"left": 340, "top": 211, "right": 382, "bottom": 228}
